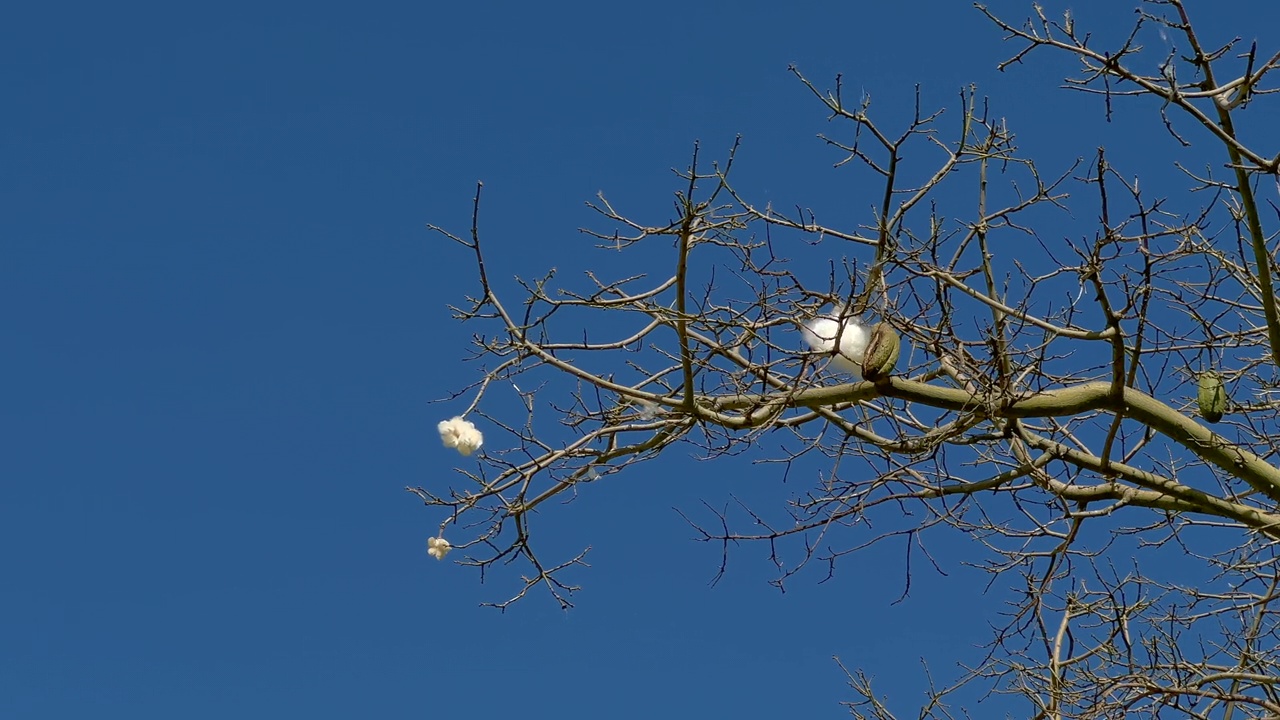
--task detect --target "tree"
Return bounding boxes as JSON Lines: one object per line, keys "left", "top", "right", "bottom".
{"left": 413, "top": 2, "right": 1280, "bottom": 717}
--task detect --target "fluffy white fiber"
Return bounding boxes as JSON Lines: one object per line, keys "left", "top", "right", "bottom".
{"left": 801, "top": 310, "right": 868, "bottom": 374}
{"left": 438, "top": 416, "right": 484, "bottom": 456}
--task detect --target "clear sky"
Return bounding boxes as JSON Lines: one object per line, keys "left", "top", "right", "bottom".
{"left": 5, "top": 1, "right": 1279, "bottom": 718}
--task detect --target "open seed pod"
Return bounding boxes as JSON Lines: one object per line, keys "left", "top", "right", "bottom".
{"left": 861, "top": 322, "right": 900, "bottom": 382}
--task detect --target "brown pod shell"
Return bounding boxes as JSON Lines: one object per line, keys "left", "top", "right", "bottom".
{"left": 1197, "top": 370, "right": 1227, "bottom": 423}
{"left": 861, "top": 322, "right": 900, "bottom": 382}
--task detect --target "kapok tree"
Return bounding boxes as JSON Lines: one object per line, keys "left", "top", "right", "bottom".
{"left": 414, "top": 2, "right": 1280, "bottom": 717}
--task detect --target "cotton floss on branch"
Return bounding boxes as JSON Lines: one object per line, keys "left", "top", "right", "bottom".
{"left": 427, "top": 537, "right": 452, "bottom": 560}
{"left": 438, "top": 416, "right": 484, "bottom": 456}
{"left": 800, "top": 307, "right": 869, "bottom": 374}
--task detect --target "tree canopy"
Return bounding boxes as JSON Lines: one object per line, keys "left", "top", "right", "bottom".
{"left": 418, "top": 2, "right": 1280, "bottom": 716}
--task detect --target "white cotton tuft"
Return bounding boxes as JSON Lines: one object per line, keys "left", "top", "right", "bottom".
{"left": 427, "top": 536, "right": 452, "bottom": 560}
{"left": 636, "top": 400, "right": 659, "bottom": 421}
{"left": 801, "top": 312, "right": 869, "bottom": 374}
{"left": 438, "top": 416, "right": 484, "bottom": 456}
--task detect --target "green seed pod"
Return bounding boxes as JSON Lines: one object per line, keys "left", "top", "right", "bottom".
{"left": 1197, "top": 370, "right": 1227, "bottom": 423}
{"left": 861, "top": 322, "right": 901, "bottom": 382}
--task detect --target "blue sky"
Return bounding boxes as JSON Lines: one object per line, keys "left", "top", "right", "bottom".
{"left": 5, "top": 1, "right": 1279, "bottom": 718}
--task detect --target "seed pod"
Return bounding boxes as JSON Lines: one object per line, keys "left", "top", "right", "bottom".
{"left": 861, "top": 322, "right": 901, "bottom": 382}
{"left": 1197, "top": 371, "right": 1227, "bottom": 423}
